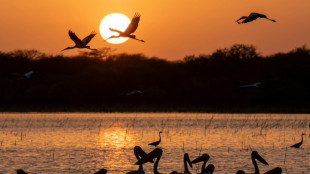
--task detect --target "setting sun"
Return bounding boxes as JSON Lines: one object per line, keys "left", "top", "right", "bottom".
{"left": 99, "top": 13, "right": 131, "bottom": 44}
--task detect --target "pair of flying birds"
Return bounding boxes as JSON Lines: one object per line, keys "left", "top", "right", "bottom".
{"left": 62, "top": 12, "right": 276, "bottom": 51}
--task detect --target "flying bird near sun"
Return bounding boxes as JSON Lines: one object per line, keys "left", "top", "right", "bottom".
{"left": 236, "top": 12, "right": 276, "bottom": 24}
{"left": 105, "top": 13, "right": 145, "bottom": 43}
{"left": 62, "top": 30, "right": 97, "bottom": 51}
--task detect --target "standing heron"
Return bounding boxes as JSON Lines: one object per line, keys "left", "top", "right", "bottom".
{"left": 106, "top": 13, "right": 145, "bottom": 43}
{"left": 62, "top": 30, "right": 97, "bottom": 51}
{"left": 236, "top": 151, "right": 282, "bottom": 174}
{"left": 148, "top": 131, "right": 162, "bottom": 147}
{"left": 236, "top": 13, "right": 276, "bottom": 24}
{"left": 290, "top": 133, "right": 305, "bottom": 148}
{"left": 170, "top": 153, "right": 193, "bottom": 174}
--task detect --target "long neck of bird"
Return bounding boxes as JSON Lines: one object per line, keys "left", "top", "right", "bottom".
{"left": 138, "top": 164, "right": 143, "bottom": 172}
{"left": 201, "top": 160, "right": 207, "bottom": 174}
{"left": 301, "top": 134, "right": 304, "bottom": 143}
{"left": 252, "top": 156, "right": 259, "bottom": 174}
{"left": 159, "top": 132, "right": 161, "bottom": 141}
{"left": 154, "top": 152, "right": 162, "bottom": 174}
{"left": 184, "top": 157, "right": 189, "bottom": 173}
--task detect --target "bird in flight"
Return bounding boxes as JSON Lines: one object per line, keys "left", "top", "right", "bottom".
{"left": 106, "top": 13, "right": 145, "bottom": 43}
{"left": 62, "top": 30, "right": 97, "bottom": 51}
{"left": 236, "top": 13, "right": 276, "bottom": 24}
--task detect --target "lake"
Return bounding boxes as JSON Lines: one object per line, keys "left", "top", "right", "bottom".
{"left": 0, "top": 113, "right": 309, "bottom": 174}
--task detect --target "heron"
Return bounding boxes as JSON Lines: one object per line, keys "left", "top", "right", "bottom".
{"left": 136, "top": 148, "right": 163, "bottom": 174}
{"left": 62, "top": 30, "right": 97, "bottom": 51}
{"left": 148, "top": 131, "right": 162, "bottom": 147}
{"left": 236, "top": 13, "right": 276, "bottom": 24}
{"left": 94, "top": 169, "right": 107, "bottom": 174}
{"left": 106, "top": 13, "right": 145, "bottom": 43}
{"left": 127, "top": 146, "right": 154, "bottom": 174}
{"left": 16, "top": 169, "right": 28, "bottom": 174}
{"left": 290, "top": 133, "right": 305, "bottom": 148}
{"left": 236, "top": 151, "right": 282, "bottom": 174}
{"left": 191, "top": 154, "right": 214, "bottom": 174}
{"left": 170, "top": 153, "right": 193, "bottom": 174}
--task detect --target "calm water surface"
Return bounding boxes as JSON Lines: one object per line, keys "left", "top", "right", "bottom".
{"left": 0, "top": 113, "right": 309, "bottom": 174}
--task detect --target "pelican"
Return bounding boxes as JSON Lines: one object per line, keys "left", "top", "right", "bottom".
{"left": 191, "top": 154, "right": 214, "bottom": 174}
{"left": 136, "top": 148, "right": 163, "bottom": 174}
{"left": 170, "top": 153, "right": 193, "bottom": 174}
{"left": 94, "top": 169, "right": 107, "bottom": 174}
{"left": 127, "top": 146, "right": 154, "bottom": 174}
{"left": 16, "top": 169, "right": 28, "bottom": 174}
{"left": 236, "top": 151, "right": 282, "bottom": 174}
{"left": 236, "top": 13, "right": 276, "bottom": 24}
{"left": 290, "top": 133, "right": 305, "bottom": 148}
{"left": 106, "top": 13, "right": 145, "bottom": 43}
{"left": 62, "top": 30, "right": 97, "bottom": 51}
{"left": 148, "top": 131, "right": 162, "bottom": 147}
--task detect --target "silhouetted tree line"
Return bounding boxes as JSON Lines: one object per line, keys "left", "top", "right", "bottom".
{"left": 0, "top": 44, "right": 310, "bottom": 112}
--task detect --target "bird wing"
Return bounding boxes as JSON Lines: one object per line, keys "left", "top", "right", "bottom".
{"left": 82, "top": 31, "right": 96, "bottom": 45}
{"left": 69, "top": 30, "right": 83, "bottom": 45}
{"left": 124, "top": 13, "right": 141, "bottom": 34}
{"left": 109, "top": 28, "right": 123, "bottom": 34}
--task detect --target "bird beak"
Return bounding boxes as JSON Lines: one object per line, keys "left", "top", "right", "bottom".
{"left": 255, "top": 152, "right": 269, "bottom": 166}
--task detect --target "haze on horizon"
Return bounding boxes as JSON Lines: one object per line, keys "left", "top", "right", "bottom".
{"left": 1, "top": 0, "right": 310, "bottom": 60}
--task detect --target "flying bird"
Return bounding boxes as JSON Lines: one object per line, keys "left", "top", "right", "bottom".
{"left": 106, "top": 13, "right": 145, "bottom": 43}
{"left": 290, "top": 133, "right": 305, "bottom": 148}
{"left": 62, "top": 30, "right": 97, "bottom": 51}
{"left": 236, "top": 13, "right": 276, "bottom": 24}
{"left": 148, "top": 131, "right": 162, "bottom": 147}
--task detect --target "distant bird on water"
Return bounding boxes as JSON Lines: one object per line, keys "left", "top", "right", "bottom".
{"left": 148, "top": 131, "right": 162, "bottom": 147}
{"left": 16, "top": 169, "right": 28, "bottom": 174}
{"left": 290, "top": 133, "right": 305, "bottom": 148}
{"left": 62, "top": 30, "right": 97, "bottom": 51}
{"left": 106, "top": 13, "right": 145, "bottom": 43}
{"left": 236, "top": 13, "right": 276, "bottom": 24}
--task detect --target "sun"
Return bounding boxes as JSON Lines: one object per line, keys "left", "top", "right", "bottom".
{"left": 99, "top": 13, "right": 131, "bottom": 44}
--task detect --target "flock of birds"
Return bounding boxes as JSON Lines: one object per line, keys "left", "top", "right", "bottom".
{"left": 16, "top": 131, "right": 305, "bottom": 174}
{"left": 61, "top": 12, "right": 276, "bottom": 52}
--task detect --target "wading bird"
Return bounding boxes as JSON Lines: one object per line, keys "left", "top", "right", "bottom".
{"left": 236, "top": 151, "right": 282, "bottom": 174}
{"left": 16, "top": 169, "right": 28, "bottom": 174}
{"left": 170, "top": 153, "right": 193, "bottom": 174}
{"left": 191, "top": 154, "right": 214, "bottom": 174}
{"left": 148, "top": 131, "right": 162, "bottom": 147}
{"left": 236, "top": 13, "right": 276, "bottom": 24}
{"left": 94, "top": 169, "right": 107, "bottom": 174}
{"left": 62, "top": 30, "right": 97, "bottom": 51}
{"left": 290, "top": 133, "right": 305, "bottom": 148}
{"left": 136, "top": 148, "right": 163, "bottom": 174}
{"left": 106, "top": 13, "right": 145, "bottom": 43}
{"left": 127, "top": 146, "right": 154, "bottom": 174}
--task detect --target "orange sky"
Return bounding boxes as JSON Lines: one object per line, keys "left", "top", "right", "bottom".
{"left": 1, "top": 0, "right": 310, "bottom": 60}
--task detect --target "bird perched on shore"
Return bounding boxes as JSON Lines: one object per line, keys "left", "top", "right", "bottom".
{"left": 62, "top": 30, "right": 97, "bottom": 51}
{"left": 106, "top": 13, "right": 145, "bottom": 43}
{"left": 290, "top": 133, "right": 305, "bottom": 148}
{"left": 148, "top": 131, "right": 162, "bottom": 147}
{"left": 236, "top": 13, "right": 276, "bottom": 24}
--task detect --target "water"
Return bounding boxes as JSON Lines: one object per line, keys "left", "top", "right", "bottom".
{"left": 0, "top": 113, "right": 309, "bottom": 174}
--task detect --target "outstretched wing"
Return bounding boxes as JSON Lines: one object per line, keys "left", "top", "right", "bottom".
{"left": 109, "top": 28, "right": 123, "bottom": 34}
{"left": 82, "top": 31, "right": 96, "bottom": 45}
{"left": 124, "top": 13, "right": 141, "bottom": 34}
{"left": 68, "top": 30, "right": 83, "bottom": 45}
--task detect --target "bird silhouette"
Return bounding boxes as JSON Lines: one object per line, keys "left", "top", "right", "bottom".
{"left": 290, "top": 133, "right": 305, "bottom": 148}
{"left": 16, "top": 169, "right": 28, "bottom": 174}
{"left": 135, "top": 148, "right": 163, "bottom": 174}
{"left": 191, "top": 154, "right": 214, "bottom": 174}
{"left": 170, "top": 153, "right": 193, "bottom": 174}
{"left": 106, "top": 13, "right": 145, "bottom": 43}
{"left": 148, "top": 131, "right": 162, "bottom": 147}
{"left": 62, "top": 30, "right": 97, "bottom": 51}
{"left": 94, "top": 168, "right": 107, "bottom": 174}
{"left": 236, "top": 151, "right": 282, "bottom": 174}
{"left": 127, "top": 146, "right": 154, "bottom": 174}
{"left": 236, "top": 13, "right": 276, "bottom": 24}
